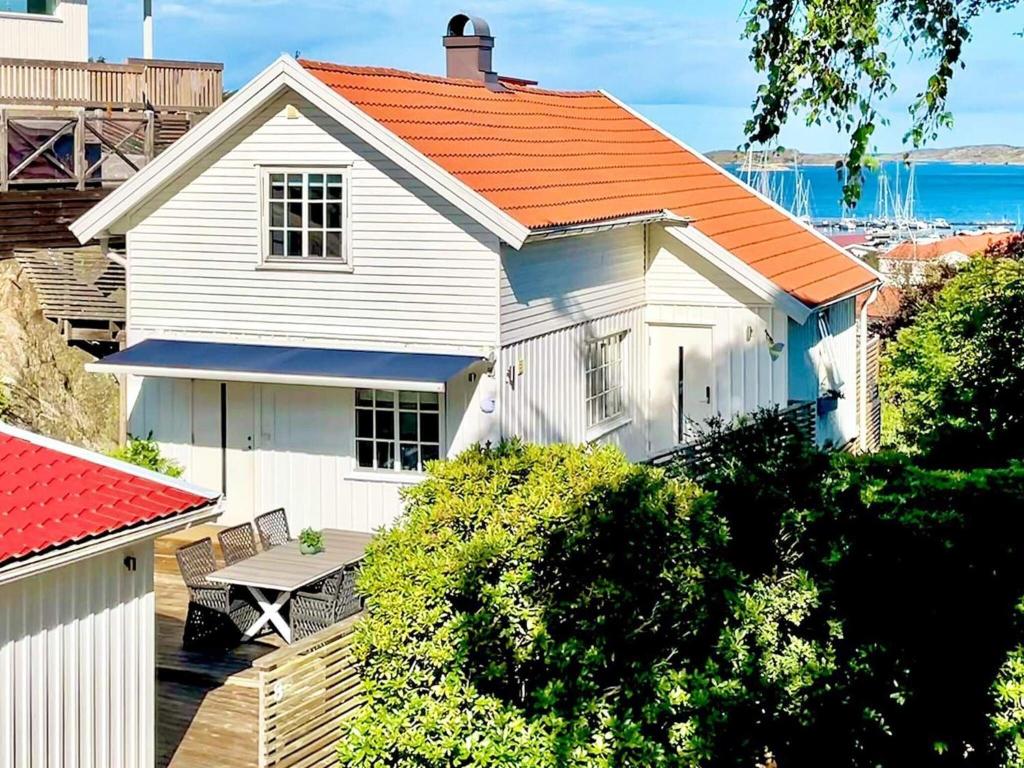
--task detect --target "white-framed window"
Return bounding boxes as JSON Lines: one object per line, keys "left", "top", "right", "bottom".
{"left": 0, "top": 0, "right": 56, "bottom": 15}
{"left": 585, "top": 331, "right": 626, "bottom": 428}
{"left": 355, "top": 389, "right": 442, "bottom": 473}
{"left": 260, "top": 168, "right": 350, "bottom": 263}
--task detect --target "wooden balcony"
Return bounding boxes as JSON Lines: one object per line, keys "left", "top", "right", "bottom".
{"left": 0, "top": 57, "right": 223, "bottom": 112}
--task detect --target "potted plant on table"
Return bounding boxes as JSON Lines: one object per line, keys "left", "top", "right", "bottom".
{"left": 299, "top": 527, "right": 326, "bottom": 555}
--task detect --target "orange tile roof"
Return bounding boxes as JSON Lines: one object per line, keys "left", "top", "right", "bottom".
{"left": 885, "top": 233, "right": 1011, "bottom": 262}
{"left": 300, "top": 61, "right": 878, "bottom": 307}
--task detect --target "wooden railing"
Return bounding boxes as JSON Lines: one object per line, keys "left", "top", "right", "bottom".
{"left": 254, "top": 613, "right": 364, "bottom": 768}
{"left": 649, "top": 400, "right": 818, "bottom": 469}
{"left": 0, "top": 57, "right": 222, "bottom": 111}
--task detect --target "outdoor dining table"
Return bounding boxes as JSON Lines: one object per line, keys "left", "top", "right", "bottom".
{"left": 207, "top": 528, "right": 373, "bottom": 644}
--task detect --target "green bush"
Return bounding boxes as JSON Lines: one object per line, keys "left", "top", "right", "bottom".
{"left": 881, "top": 256, "right": 1024, "bottom": 466}
{"left": 108, "top": 432, "right": 183, "bottom": 477}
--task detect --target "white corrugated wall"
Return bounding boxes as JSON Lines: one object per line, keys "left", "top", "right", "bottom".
{"left": 0, "top": 543, "right": 155, "bottom": 768}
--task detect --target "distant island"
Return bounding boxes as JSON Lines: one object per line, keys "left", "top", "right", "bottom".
{"left": 706, "top": 144, "right": 1024, "bottom": 167}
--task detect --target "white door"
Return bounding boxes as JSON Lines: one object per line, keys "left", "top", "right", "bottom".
{"left": 223, "top": 381, "right": 256, "bottom": 525}
{"left": 648, "top": 325, "right": 716, "bottom": 456}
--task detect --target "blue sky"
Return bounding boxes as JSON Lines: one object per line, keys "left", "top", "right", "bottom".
{"left": 90, "top": 0, "right": 1024, "bottom": 153}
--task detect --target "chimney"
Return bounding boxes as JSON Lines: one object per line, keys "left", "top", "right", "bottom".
{"left": 443, "top": 13, "right": 499, "bottom": 85}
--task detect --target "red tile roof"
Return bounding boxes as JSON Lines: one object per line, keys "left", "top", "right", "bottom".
{"left": 885, "top": 233, "right": 1011, "bottom": 262}
{"left": 0, "top": 425, "right": 216, "bottom": 566}
{"left": 300, "top": 61, "right": 878, "bottom": 307}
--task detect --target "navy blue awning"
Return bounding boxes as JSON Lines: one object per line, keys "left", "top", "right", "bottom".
{"left": 89, "top": 339, "right": 484, "bottom": 392}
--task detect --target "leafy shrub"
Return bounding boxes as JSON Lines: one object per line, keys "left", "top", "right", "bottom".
{"left": 107, "top": 432, "right": 183, "bottom": 477}
{"left": 881, "top": 256, "right": 1024, "bottom": 466}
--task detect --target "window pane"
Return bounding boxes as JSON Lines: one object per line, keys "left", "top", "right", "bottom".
{"left": 287, "top": 231, "right": 302, "bottom": 256}
{"left": 308, "top": 230, "right": 323, "bottom": 257}
{"left": 326, "top": 202, "right": 342, "bottom": 229}
{"left": 375, "top": 441, "right": 394, "bottom": 470}
{"left": 355, "top": 408, "right": 373, "bottom": 438}
{"left": 399, "top": 391, "right": 418, "bottom": 408}
{"left": 270, "top": 230, "right": 284, "bottom": 256}
{"left": 269, "top": 202, "right": 284, "bottom": 228}
{"left": 308, "top": 202, "right": 324, "bottom": 228}
{"left": 400, "top": 444, "right": 419, "bottom": 471}
{"left": 421, "top": 444, "right": 440, "bottom": 464}
{"left": 269, "top": 174, "right": 285, "bottom": 199}
{"left": 419, "top": 392, "right": 439, "bottom": 411}
{"left": 375, "top": 410, "right": 394, "bottom": 440}
{"left": 288, "top": 202, "right": 303, "bottom": 228}
{"left": 420, "top": 413, "right": 439, "bottom": 443}
{"left": 399, "top": 411, "right": 418, "bottom": 441}
{"left": 326, "top": 231, "right": 343, "bottom": 260}
{"left": 376, "top": 390, "right": 394, "bottom": 406}
{"left": 327, "top": 175, "right": 343, "bottom": 199}
{"left": 307, "top": 174, "right": 324, "bottom": 200}
{"left": 356, "top": 440, "right": 374, "bottom": 468}
{"left": 355, "top": 389, "right": 374, "bottom": 406}
{"left": 287, "top": 174, "right": 303, "bottom": 199}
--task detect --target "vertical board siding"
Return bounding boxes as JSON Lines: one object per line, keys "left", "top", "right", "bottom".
{"left": 0, "top": 0, "right": 89, "bottom": 62}
{"left": 499, "top": 307, "right": 648, "bottom": 461}
{"left": 500, "top": 227, "right": 645, "bottom": 344}
{"left": 645, "top": 305, "right": 788, "bottom": 426}
{"left": 645, "top": 227, "right": 764, "bottom": 307}
{"left": 0, "top": 544, "right": 155, "bottom": 768}
{"left": 126, "top": 92, "right": 500, "bottom": 354}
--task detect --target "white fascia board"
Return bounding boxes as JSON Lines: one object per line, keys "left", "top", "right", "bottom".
{"left": 0, "top": 420, "right": 219, "bottom": 499}
{"left": 0, "top": 502, "right": 223, "bottom": 586}
{"left": 664, "top": 225, "right": 813, "bottom": 324}
{"left": 599, "top": 90, "right": 886, "bottom": 289}
{"left": 86, "top": 361, "right": 450, "bottom": 393}
{"left": 72, "top": 55, "right": 531, "bottom": 249}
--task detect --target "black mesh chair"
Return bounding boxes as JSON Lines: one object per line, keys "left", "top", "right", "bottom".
{"left": 254, "top": 508, "right": 290, "bottom": 550}
{"left": 175, "top": 538, "right": 259, "bottom": 649}
{"left": 217, "top": 523, "right": 258, "bottom": 566}
{"left": 290, "top": 563, "right": 363, "bottom": 642}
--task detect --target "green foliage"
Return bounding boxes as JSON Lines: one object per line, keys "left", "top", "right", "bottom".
{"left": 299, "top": 527, "right": 325, "bottom": 552}
{"left": 107, "top": 432, "right": 183, "bottom": 477}
{"left": 881, "top": 256, "right": 1024, "bottom": 465}
{"left": 741, "top": 1, "right": 1018, "bottom": 205}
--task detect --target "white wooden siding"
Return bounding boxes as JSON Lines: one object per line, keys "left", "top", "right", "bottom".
{"left": 787, "top": 298, "right": 859, "bottom": 447}
{"left": 500, "top": 227, "right": 645, "bottom": 344}
{"left": 646, "top": 226, "right": 763, "bottom": 306}
{"left": 128, "top": 372, "right": 495, "bottom": 533}
{"left": 0, "top": 543, "right": 154, "bottom": 768}
{"left": 0, "top": 0, "right": 88, "bottom": 62}
{"left": 646, "top": 304, "right": 788, "bottom": 425}
{"left": 125, "top": 91, "right": 500, "bottom": 355}
{"left": 499, "top": 307, "right": 647, "bottom": 461}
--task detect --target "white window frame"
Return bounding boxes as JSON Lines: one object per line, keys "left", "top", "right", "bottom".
{"left": 353, "top": 389, "right": 444, "bottom": 475}
{"left": 257, "top": 165, "right": 353, "bottom": 270}
{"left": 584, "top": 330, "right": 628, "bottom": 433}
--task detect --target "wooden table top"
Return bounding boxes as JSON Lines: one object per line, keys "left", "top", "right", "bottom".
{"left": 207, "top": 529, "right": 373, "bottom": 592}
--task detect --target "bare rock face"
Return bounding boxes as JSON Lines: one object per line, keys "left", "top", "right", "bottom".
{"left": 0, "top": 259, "right": 118, "bottom": 451}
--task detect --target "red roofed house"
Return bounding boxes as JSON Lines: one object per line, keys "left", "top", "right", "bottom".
{"left": 879, "top": 232, "right": 1011, "bottom": 284}
{"left": 70, "top": 15, "right": 880, "bottom": 534}
{"left": 0, "top": 422, "right": 220, "bottom": 766}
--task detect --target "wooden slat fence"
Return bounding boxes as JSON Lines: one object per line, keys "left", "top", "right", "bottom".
{"left": 859, "top": 332, "right": 882, "bottom": 451}
{"left": 0, "top": 57, "right": 222, "bottom": 111}
{"left": 254, "top": 613, "right": 364, "bottom": 768}
{"left": 648, "top": 400, "right": 818, "bottom": 469}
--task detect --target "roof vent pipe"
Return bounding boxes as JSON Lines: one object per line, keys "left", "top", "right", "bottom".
{"left": 443, "top": 13, "right": 501, "bottom": 86}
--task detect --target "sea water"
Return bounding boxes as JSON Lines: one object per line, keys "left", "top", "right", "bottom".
{"left": 725, "top": 161, "right": 1024, "bottom": 225}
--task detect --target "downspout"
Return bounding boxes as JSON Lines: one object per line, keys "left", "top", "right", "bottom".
{"left": 858, "top": 286, "right": 880, "bottom": 451}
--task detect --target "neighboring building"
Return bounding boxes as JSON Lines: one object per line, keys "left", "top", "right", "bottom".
{"left": 0, "top": 0, "right": 88, "bottom": 62}
{"left": 0, "top": 421, "right": 220, "bottom": 767}
{"left": 879, "top": 232, "right": 1011, "bottom": 284}
{"left": 72, "top": 15, "right": 881, "bottom": 533}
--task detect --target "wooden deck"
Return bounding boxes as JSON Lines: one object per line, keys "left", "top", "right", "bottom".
{"left": 156, "top": 525, "right": 280, "bottom": 768}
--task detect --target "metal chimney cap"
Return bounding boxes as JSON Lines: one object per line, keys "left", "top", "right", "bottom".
{"left": 446, "top": 13, "right": 492, "bottom": 39}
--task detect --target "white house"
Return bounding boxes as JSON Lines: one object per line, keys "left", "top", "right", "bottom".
{"left": 0, "top": 421, "right": 220, "bottom": 768}
{"left": 71, "top": 15, "right": 881, "bottom": 534}
{"left": 0, "top": 0, "right": 88, "bottom": 61}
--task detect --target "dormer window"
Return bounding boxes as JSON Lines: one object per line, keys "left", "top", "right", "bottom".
{"left": 260, "top": 168, "right": 350, "bottom": 266}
